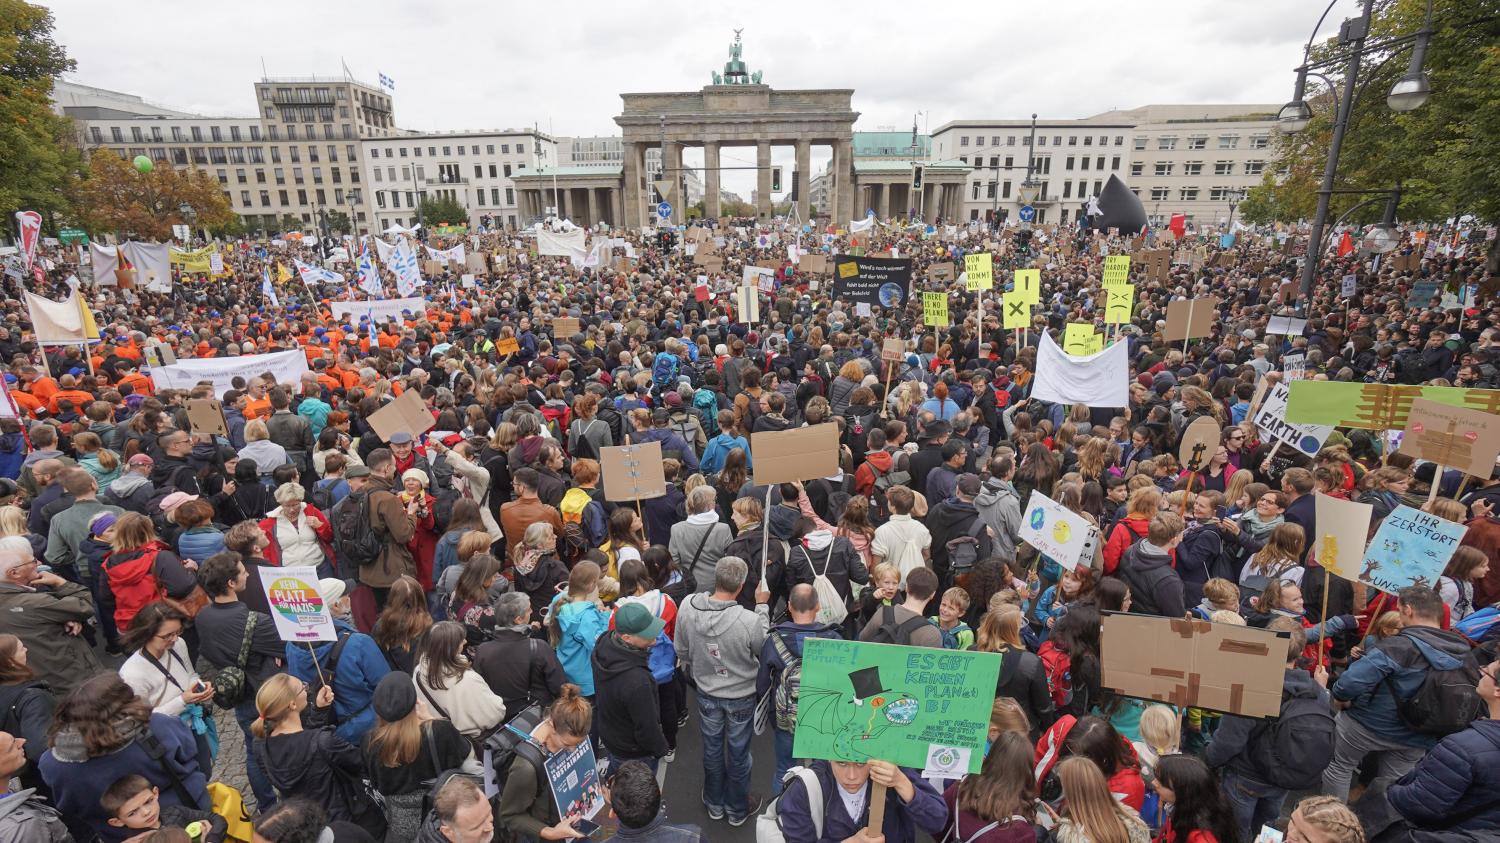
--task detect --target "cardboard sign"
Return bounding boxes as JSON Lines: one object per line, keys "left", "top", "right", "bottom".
{"left": 792, "top": 638, "right": 1002, "bottom": 775}
{"left": 751, "top": 424, "right": 841, "bottom": 486}
{"left": 1361, "top": 504, "right": 1468, "bottom": 594}
{"left": 1399, "top": 398, "right": 1500, "bottom": 478}
{"left": 553, "top": 317, "right": 580, "bottom": 339}
{"left": 929, "top": 261, "right": 956, "bottom": 283}
{"left": 881, "top": 338, "right": 905, "bottom": 363}
{"left": 600, "top": 441, "right": 667, "bottom": 502}
{"left": 1177, "top": 416, "right": 1221, "bottom": 472}
{"left": 1102, "top": 255, "right": 1131, "bottom": 286}
{"left": 366, "top": 388, "right": 437, "bottom": 443}
{"left": 1018, "top": 491, "right": 1094, "bottom": 571}
{"left": 1285, "top": 383, "right": 1500, "bottom": 431}
{"left": 1101, "top": 613, "right": 1289, "bottom": 718}
{"left": 185, "top": 399, "right": 229, "bottom": 438}
{"left": 142, "top": 344, "right": 178, "bottom": 369}
{"left": 798, "top": 254, "right": 828, "bottom": 275}
{"left": 1012, "top": 269, "right": 1040, "bottom": 305}
{"left": 260, "top": 566, "right": 338, "bottom": 642}
{"left": 1311, "top": 493, "right": 1374, "bottom": 583}
{"left": 1253, "top": 382, "right": 1333, "bottom": 458}
{"left": 495, "top": 336, "right": 520, "bottom": 356}
{"left": 1163, "top": 296, "right": 1218, "bottom": 342}
{"left": 1002, "top": 291, "right": 1031, "bottom": 330}
{"left": 465, "top": 253, "right": 488, "bottom": 274}
{"left": 1103, "top": 284, "right": 1134, "bottom": 325}
{"left": 964, "top": 254, "right": 993, "bottom": 290}
{"left": 922, "top": 292, "right": 949, "bottom": 327}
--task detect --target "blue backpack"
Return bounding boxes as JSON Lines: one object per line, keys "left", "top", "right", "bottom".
{"left": 651, "top": 352, "right": 680, "bottom": 389}
{"left": 648, "top": 631, "right": 676, "bottom": 684}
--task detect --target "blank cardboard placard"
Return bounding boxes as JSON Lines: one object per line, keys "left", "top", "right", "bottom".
{"left": 752, "top": 424, "right": 841, "bottom": 486}
{"left": 1163, "top": 296, "right": 1218, "bottom": 342}
{"left": 366, "top": 388, "right": 437, "bottom": 443}
{"left": 798, "top": 254, "right": 828, "bottom": 274}
{"left": 553, "top": 317, "right": 581, "bottom": 339}
{"left": 1312, "top": 493, "right": 1374, "bottom": 582}
{"left": 1178, "top": 417, "right": 1221, "bottom": 472}
{"left": 1399, "top": 397, "right": 1500, "bottom": 479}
{"left": 186, "top": 399, "right": 229, "bottom": 437}
{"left": 1101, "top": 613, "right": 1289, "bottom": 718}
{"left": 930, "top": 261, "right": 956, "bottom": 282}
{"left": 600, "top": 442, "right": 667, "bottom": 502}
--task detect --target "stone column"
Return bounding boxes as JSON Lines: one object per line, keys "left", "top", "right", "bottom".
{"left": 611, "top": 187, "right": 623, "bottom": 229}
{"left": 622, "top": 142, "right": 643, "bottom": 229}
{"left": 879, "top": 182, "right": 891, "bottom": 220}
{"left": 835, "top": 139, "right": 855, "bottom": 227}
{"left": 794, "top": 139, "right": 811, "bottom": 222}
{"left": 756, "top": 142, "right": 772, "bottom": 220}
{"left": 922, "top": 184, "right": 936, "bottom": 223}
{"left": 663, "top": 141, "right": 682, "bottom": 206}
{"left": 704, "top": 142, "right": 722, "bottom": 218}
{"left": 586, "top": 188, "right": 597, "bottom": 228}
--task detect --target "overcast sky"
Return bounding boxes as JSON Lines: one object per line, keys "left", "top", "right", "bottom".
{"left": 43, "top": 0, "right": 1354, "bottom": 201}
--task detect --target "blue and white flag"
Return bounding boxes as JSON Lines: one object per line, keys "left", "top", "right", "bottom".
{"left": 388, "top": 237, "right": 423, "bottom": 297}
{"left": 378, "top": 73, "right": 395, "bottom": 90}
{"left": 356, "top": 244, "right": 382, "bottom": 297}
{"left": 261, "top": 269, "right": 279, "bottom": 307}
{"left": 293, "top": 259, "right": 345, "bottom": 290}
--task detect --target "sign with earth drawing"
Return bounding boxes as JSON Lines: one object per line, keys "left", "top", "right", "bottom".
{"left": 793, "top": 638, "right": 1001, "bottom": 777}
{"left": 1018, "top": 490, "right": 1093, "bottom": 571}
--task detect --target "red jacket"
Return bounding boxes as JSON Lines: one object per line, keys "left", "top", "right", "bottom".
{"left": 257, "top": 504, "right": 334, "bottom": 567}
{"left": 854, "top": 449, "right": 896, "bottom": 499}
{"left": 1033, "top": 715, "right": 1145, "bottom": 812}
{"left": 1103, "top": 517, "right": 1151, "bottom": 576}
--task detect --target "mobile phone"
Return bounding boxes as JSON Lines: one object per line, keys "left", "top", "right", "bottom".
{"left": 1215, "top": 505, "right": 1228, "bottom": 519}
{"left": 574, "top": 818, "right": 600, "bottom": 837}
{"left": 192, "top": 681, "right": 207, "bottom": 694}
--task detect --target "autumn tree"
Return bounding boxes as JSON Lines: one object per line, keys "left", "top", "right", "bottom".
{"left": 0, "top": 0, "right": 83, "bottom": 224}
{"left": 71, "top": 149, "right": 235, "bottom": 240}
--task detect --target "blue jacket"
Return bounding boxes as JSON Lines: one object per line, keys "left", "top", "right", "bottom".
{"left": 1331, "top": 626, "right": 1471, "bottom": 748}
{"left": 756, "top": 621, "right": 842, "bottom": 701}
{"left": 700, "top": 433, "right": 750, "bottom": 475}
{"left": 632, "top": 428, "right": 700, "bottom": 473}
{"left": 285, "top": 618, "right": 390, "bottom": 744}
{"left": 177, "top": 526, "right": 226, "bottom": 564}
{"left": 778, "top": 760, "right": 947, "bottom": 843}
{"left": 297, "top": 396, "right": 332, "bottom": 439}
{"left": 1388, "top": 718, "right": 1500, "bottom": 833}
{"left": 0, "top": 432, "right": 25, "bottom": 480}
{"left": 549, "top": 595, "right": 611, "bottom": 696}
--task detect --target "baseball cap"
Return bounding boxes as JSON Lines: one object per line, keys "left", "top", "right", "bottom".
{"left": 127, "top": 454, "right": 155, "bottom": 467}
{"left": 615, "top": 602, "right": 666, "bottom": 640}
{"left": 664, "top": 391, "right": 682, "bottom": 407}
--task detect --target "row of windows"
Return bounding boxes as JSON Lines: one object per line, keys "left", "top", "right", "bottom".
{"left": 369, "top": 163, "right": 517, "bottom": 183}
{"left": 260, "top": 86, "right": 345, "bottom": 103}
{"left": 1145, "top": 186, "right": 1244, "bottom": 202}
{"left": 959, "top": 134, "right": 1125, "bottom": 148}
{"left": 370, "top": 142, "right": 528, "bottom": 159}
{"left": 263, "top": 106, "right": 344, "bottom": 122}
{"left": 1132, "top": 135, "right": 1270, "bottom": 151}
{"left": 227, "top": 186, "right": 354, "bottom": 208}
{"left": 1132, "top": 161, "right": 1266, "bottom": 177}
{"left": 372, "top": 187, "right": 516, "bottom": 209}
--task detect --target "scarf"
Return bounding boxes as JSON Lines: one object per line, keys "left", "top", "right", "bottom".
{"left": 686, "top": 510, "right": 719, "bottom": 526}
{"left": 804, "top": 529, "right": 833, "bottom": 552}
{"left": 51, "top": 716, "right": 147, "bottom": 763}
{"left": 515, "top": 547, "right": 543, "bottom": 575}
{"left": 1238, "top": 510, "right": 1284, "bottom": 540}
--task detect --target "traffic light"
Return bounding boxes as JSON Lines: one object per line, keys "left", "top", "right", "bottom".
{"left": 771, "top": 166, "right": 783, "bottom": 192}
{"left": 1014, "top": 228, "right": 1032, "bottom": 255}
{"left": 789, "top": 171, "right": 800, "bottom": 201}
{"left": 911, "top": 165, "right": 924, "bottom": 190}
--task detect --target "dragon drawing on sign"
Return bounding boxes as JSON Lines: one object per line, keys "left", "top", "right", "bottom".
{"left": 798, "top": 666, "right": 921, "bottom": 761}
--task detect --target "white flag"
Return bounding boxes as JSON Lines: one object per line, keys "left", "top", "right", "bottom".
{"left": 357, "top": 249, "right": 382, "bottom": 297}
{"left": 294, "top": 259, "right": 346, "bottom": 290}
{"left": 372, "top": 235, "right": 396, "bottom": 263}
{"left": 389, "top": 237, "right": 423, "bottom": 297}
{"left": 261, "top": 271, "right": 279, "bottom": 307}
{"left": 424, "top": 244, "right": 465, "bottom": 265}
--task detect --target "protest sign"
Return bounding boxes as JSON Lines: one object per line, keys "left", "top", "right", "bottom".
{"left": 260, "top": 566, "right": 337, "bottom": 642}
{"left": 366, "top": 388, "right": 437, "bottom": 443}
{"left": 1103, "top": 284, "right": 1134, "bottom": 325}
{"left": 752, "top": 424, "right": 841, "bottom": 486}
{"left": 1102, "top": 255, "right": 1131, "bottom": 286}
{"left": 1266, "top": 315, "right": 1308, "bottom": 336}
{"left": 1361, "top": 504, "right": 1468, "bottom": 593}
{"left": 1341, "top": 274, "right": 1358, "bottom": 298}
{"left": 1178, "top": 417, "right": 1221, "bottom": 472}
{"left": 545, "top": 740, "right": 605, "bottom": 824}
{"left": 735, "top": 286, "right": 760, "bottom": 323}
{"left": 1018, "top": 491, "right": 1093, "bottom": 571}
{"left": 792, "top": 638, "right": 1001, "bottom": 775}
{"left": 881, "top": 338, "right": 905, "bottom": 363}
{"left": 142, "top": 344, "right": 177, "bottom": 369}
{"left": 495, "top": 336, "right": 520, "bottom": 356}
{"left": 798, "top": 254, "right": 828, "bottom": 275}
{"left": 929, "top": 261, "right": 956, "bottom": 283}
{"left": 964, "top": 254, "right": 993, "bottom": 290}
{"left": 1031, "top": 333, "right": 1128, "bottom": 407}
{"left": 831, "top": 256, "right": 913, "bottom": 309}
{"left": 922, "top": 292, "right": 949, "bottom": 327}
{"left": 150, "top": 349, "right": 309, "bottom": 395}
{"left": 1399, "top": 398, "right": 1500, "bottom": 480}
{"left": 185, "top": 399, "right": 229, "bottom": 438}
{"left": 1012, "top": 269, "right": 1040, "bottom": 305}
{"left": 1312, "top": 493, "right": 1374, "bottom": 582}
{"left": 1101, "top": 613, "right": 1289, "bottom": 718}
{"left": 1285, "top": 383, "right": 1500, "bottom": 430}
{"left": 1002, "top": 292, "right": 1031, "bottom": 330}
{"left": 600, "top": 442, "right": 667, "bottom": 502}
{"left": 1163, "top": 297, "right": 1218, "bottom": 342}
{"left": 1062, "top": 323, "right": 1102, "bottom": 355}
{"left": 1282, "top": 353, "right": 1307, "bottom": 381}
{"left": 743, "top": 265, "right": 776, "bottom": 291}
{"left": 1253, "top": 382, "right": 1333, "bottom": 458}
{"left": 553, "top": 317, "right": 581, "bottom": 338}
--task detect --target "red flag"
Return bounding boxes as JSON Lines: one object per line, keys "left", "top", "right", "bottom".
{"left": 1337, "top": 230, "right": 1355, "bottom": 257}
{"left": 14, "top": 212, "right": 40, "bottom": 275}
{"left": 1168, "top": 213, "right": 1187, "bottom": 239}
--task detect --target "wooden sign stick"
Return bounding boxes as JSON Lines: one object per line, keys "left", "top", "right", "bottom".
{"left": 307, "top": 642, "right": 328, "bottom": 686}
{"left": 866, "top": 782, "right": 888, "bottom": 836}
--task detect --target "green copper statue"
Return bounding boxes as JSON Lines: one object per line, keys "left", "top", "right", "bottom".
{"left": 712, "top": 30, "right": 761, "bottom": 86}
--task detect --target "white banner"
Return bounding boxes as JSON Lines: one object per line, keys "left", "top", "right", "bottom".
{"left": 849, "top": 214, "right": 876, "bottom": 233}
{"left": 1254, "top": 381, "right": 1332, "bottom": 458}
{"left": 24, "top": 291, "right": 86, "bottom": 344}
{"left": 124, "top": 243, "right": 173, "bottom": 293}
{"left": 424, "top": 244, "right": 466, "bottom": 265}
{"left": 330, "top": 297, "right": 426, "bottom": 324}
{"left": 150, "top": 349, "right": 309, "bottom": 395}
{"left": 538, "top": 228, "right": 587, "bottom": 257}
{"left": 1031, "top": 332, "right": 1128, "bottom": 407}
{"left": 1018, "top": 490, "right": 1094, "bottom": 571}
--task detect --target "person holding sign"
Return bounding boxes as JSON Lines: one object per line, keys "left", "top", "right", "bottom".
{"left": 496, "top": 683, "right": 596, "bottom": 841}
{"left": 774, "top": 756, "right": 946, "bottom": 843}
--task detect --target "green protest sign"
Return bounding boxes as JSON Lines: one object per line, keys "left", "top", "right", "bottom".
{"left": 792, "top": 639, "right": 1001, "bottom": 776}
{"left": 59, "top": 228, "right": 89, "bottom": 245}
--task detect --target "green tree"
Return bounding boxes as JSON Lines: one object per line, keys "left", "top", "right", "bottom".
{"left": 208, "top": 217, "right": 247, "bottom": 239}
{"left": 417, "top": 196, "right": 469, "bottom": 227}
{"left": 277, "top": 214, "right": 306, "bottom": 233}
{"left": 321, "top": 209, "right": 351, "bottom": 235}
{"left": 0, "top": 0, "right": 83, "bottom": 225}
{"left": 71, "top": 149, "right": 235, "bottom": 240}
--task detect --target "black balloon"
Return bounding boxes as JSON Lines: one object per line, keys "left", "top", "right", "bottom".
{"left": 1086, "top": 174, "right": 1148, "bottom": 236}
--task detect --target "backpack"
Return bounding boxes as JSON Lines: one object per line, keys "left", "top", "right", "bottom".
{"left": 769, "top": 631, "right": 804, "bottom": 732}
{"left": 430, "top": 487, "right": 461, "bottom": 536}
{"left": 651, "top": 352, "right": 679, "bottom": 389}
{"left": 211, "top": 612, "right": 258, "bottom": 709}
{"left": 669, "top": 412, "right": 699, "bottom": 456}
{"left": 756, "top": 766, "right": 823, "bottom": 843}
{"left": 640, "top": 594, "right": 676, "bottom": 684}
{"left": 694, "top": 390, "right": 721, "bottom": 436}
{"left": 944, "top": 519, "right": 989, "bottom": 577}
{"left": 936, "top": 620, "right": 972, "bottom": 651}
{"left": 308, "top": 480, "right": 335, "bottom": 514}
{"left": 595, "top": 404, "right": 627, "bottom": 447}
{"left": 1037, "top": 640, "right": 1073, "bottom": 707}
{"left": 1248, "top": 693, "right": 1336, "bottom": 790}
{"left": 486, "top": 703, "right": 549, "bottom": 801}
{"left": 558, "top": 487, "right": 594, "bottom": 563}
{"left": 843, "top": 408, "right": 878, "bottom": 455}
{"left": 868, "top": 605, "right": 931, "bottom": 646}
{"left": 803, "top": 543, "right": 848, "bottom": 626}
{"left": 568, "top": 419, "right": 603, "bottom": 462}
{"left": 867, "top": 461, "right": 911, "bottom": 524}
{"left": 1384, "top": 633, "right": 1485, "bottom": 737}
{"left": 332, "top": 490, "right": 383, "bottom": 570}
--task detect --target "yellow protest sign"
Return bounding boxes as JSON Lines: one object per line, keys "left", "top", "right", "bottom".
{"left": 837, "top": 260, "right": 859, "bottom": 279}
{"left": 965, "top": 253, "right": 993, "bottom": 291}
{"left": 1002, "top": 291, "right": 1031, "bottom": 330}
{"left": 1063, "top": 323, "right": 1102, "bottom": 355}
{"left": 1103, "top": 255, "right": 1131, "bottom": 286}
{"left": 1104, "top": 283, "right": 1135, "bottom": 324}
{"left": 1013, "top": 269, "right": 1040, "bottom": 305}
{"left": 923, "top": 292, "right": 949, "bottom": 327}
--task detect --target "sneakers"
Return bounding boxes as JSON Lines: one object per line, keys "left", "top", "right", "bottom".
{"left": 727, "top": 795, "right": 765, "bottom": 827}
{"left": 703, "top": 802, "right": 725, "bottom": 821}
{"left": 677, "top": 711, "right": 690, "bottom": 728}
{"left": 663, "top": 747, "right": 676, "bottom": 764}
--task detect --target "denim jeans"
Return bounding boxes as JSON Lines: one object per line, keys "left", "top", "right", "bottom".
{"left": 1221, "top": 769, "right": 1288, "bottom": 841}
{"left": 235, "top": 696, "right": 276, "bottom": 810}
{"left": 1321, "top": 711, "right": 1426, "bottom": 802}
{"left": 773, "top": 727, "right": 795, "bottom": 795}
{"left": 697, "top": 693, "right": 755, "bottom": 820}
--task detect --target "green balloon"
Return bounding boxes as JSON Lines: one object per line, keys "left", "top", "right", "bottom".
{"left": 133, "top": 155, "right": 153, "bottom": 173}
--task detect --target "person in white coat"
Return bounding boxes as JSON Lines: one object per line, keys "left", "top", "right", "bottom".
{"left": 411, "top": 620, "right": 506, "bottom": 739}
{"left": 429, "top": 438, "right": 504, "bottom": 541}
{"left": 117, "top": 601, "right": 216, "bottom": 775}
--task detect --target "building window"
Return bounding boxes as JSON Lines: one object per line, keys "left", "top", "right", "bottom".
{"left": 504, "top": 188, "right": 513, "bottom": 205}
{"left": 235, "top": 169, "right": 247, "bottom": 183}
{"left": 1180, "top": 188, "right": 1199, "bottom": 201}
{"left": 474, "top": 164, "right": 483, "bottom": 178}
{"left": 289, "top": 147, "right": 300, "bottom": 163}
{"left": 292, "top": 168, "right": 303, "bottom": 183}
{"left": 1187, "top": 136, "right": 1207, "bottom": 150}
{"left": 209, "top": 148, "right": 227, "bottom": 164}
{"left": 502, "top": 144, "right": 509, "bottom": 154}
{"left": 327, "top": 145, "right": 337, "bottom": 162}
{"left": 1130, "top": 162, "right": 1143, "bottom": 177}
{"left": 971, "top": 182, "right": 980, "bottom": 199}
{"left": 308, "top": 145, "right": 319, "bottom": 162}
{"left": 1214, "top": 161, "right": 1234, "bottom": 175}
{"left": 229, "top": 148, "right": 245, "bottom": 163}
{"left": 1244, "top": 161, "right": 1266, "bottom": 176}
{"left": 1154, "top": 162, "right": 1172, "bottom": 176}
{"left": 1249, "top": 135, "right": 1270, "bottom": 149}
{"left": 376, "top": 191, "right": 386, "bottom": 208}
{"left": 316, "top": 189, "right": 326, "bottom": 204}
{"left": 1067, "top": 136, "right": 1077, "bottom": 146}
{"left": 427, "top": 146, "right": 436, "bottom": 157}
{"left": 278, "top": 189, "right": 289, "bottom": 205}
{"left": 1157, "top": 137, "right": 1178, "bottom": 150}
{"left": 108, "top": 127, "right": 123, "bottom": 143}
{"left": 255, "top": 168, "right": 265, "bottom": 183}
{"left": 192, "top": 149, "right": 207, "bottom": 164}
{"left": 1151, "top": 187, "right": 1170, "bottom": 201}
{"left": 488, "top": 164, "right": 497, "bottom": 178}
{"left": 1065, "top": 156, "right": 1075, "bottom": 171}
{"left": 1084, "top": 136, "right": 1094, "bottom": 146}
{"left": 286, "top": 125, "right": 297, "bottom": 140}
{"left": 1063, "top": 181, "right": 1072, "bottom": 199}
{"left": 171, "top": 149, "right": 187, "bottom": 165}
{"left": 1133, "top": 136, "right": 1146, "bottom": 150}
{"left": 373, "top": 168, "right": 383, "bottom": 182}
{"left": 1218, "top": 135, "right": 1240, "bottom": 149}
{"left": 1110, "top": 156, "right": 1120, "bottom": 170}
{"left": 239, "top": 190, "right": 251, "bottom": 205}
{"left": 1182, "top": 161, "right": 1203, "bottom": 176}
{"left": 297, "top": 189, "right": 308, "bottom": 204}
{"left": 975, "top": 136, "right": 985, "bottom": 146}
{"left": 986, "top": 182, "right": 996, "bottom": 199}
{"left": 259, "top": 190, "right": 270, "bottom": 207}
{"left": 1002, "top": 181, "right": 1011, "bottom": 199}
{"left": 1038, "top": 136, "right": 1047, "bottom": 146}
{"left": 487, "top": 145, "right": 495, "bottom": 154}
{"left": 248, "top": 148, "right": 264, "bottom": 163}
{"left": 331, "top": 168, "right": 341, "bottom": 184}
{"left": 503, "top": 164, "right": 511, "bottom": 177}
{"left": 517, "top": 143, "right": 525, "bottom": 154}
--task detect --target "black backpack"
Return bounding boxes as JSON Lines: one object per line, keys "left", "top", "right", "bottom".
{"left": 1248, "top": 693, "right": 1336, "bottom": 790}
{"left": 568, "top": 419, "right": 604, "bottom": 462}
{"left": 486, "top": 703, "right": 549, "bottom": 800}
{"left": 332, "top": 491, "right": 383, "bottom": 571}
{"left": 944, "top": 519, "right": 990, "bottom": 577}
{"left": 1385, "top": 633, "right": 1484, "bottom": 737}
{"left": 868, "top": 605, "right": 931, "bottom": 645}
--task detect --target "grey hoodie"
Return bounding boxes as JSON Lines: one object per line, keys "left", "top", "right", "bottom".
{"left": 973, "top": 478, "right": 1022, "bottom": 558}
{"left": 674, "top": 593, "right": 770, "bottom": 699}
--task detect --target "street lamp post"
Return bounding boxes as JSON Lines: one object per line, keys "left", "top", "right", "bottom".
{"left": 177, "top": 201, "right": 197, "bottom": 244}
{"left": 346, "top": 188, "right": 362, "bottom": 240}
{"left": 1227, "top": 189, "right": 1244, "bottom": 230}
{"left": 1279, "top": 0, "right": 1434, "bottom": 308}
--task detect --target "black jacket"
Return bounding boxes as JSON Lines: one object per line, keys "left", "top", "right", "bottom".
{"left": 993, "top": 645, "right": 1055, "bottom": 740}
{"left": 196, "top": 601, "right": 286, "bottom": 691}
{"left": 1117, "top": 542, "right": 1186, "bottom": 619}
{"left": 907, "top": 442, "right": 946, "bottom": 498}
{"left": 592, "top": 632, "right": 669, "bottom": 760}
{"left": 1204, "top": 667, "right": 1328, "bottom": 782}
{"left": 926, "top": 499, "right": 992, "bottom": 587}
{"left": 473, "top": 628, "right": 567, "bottom": 718}
{"left": 255, "top": 715, "right": 366, "bottom": 823}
